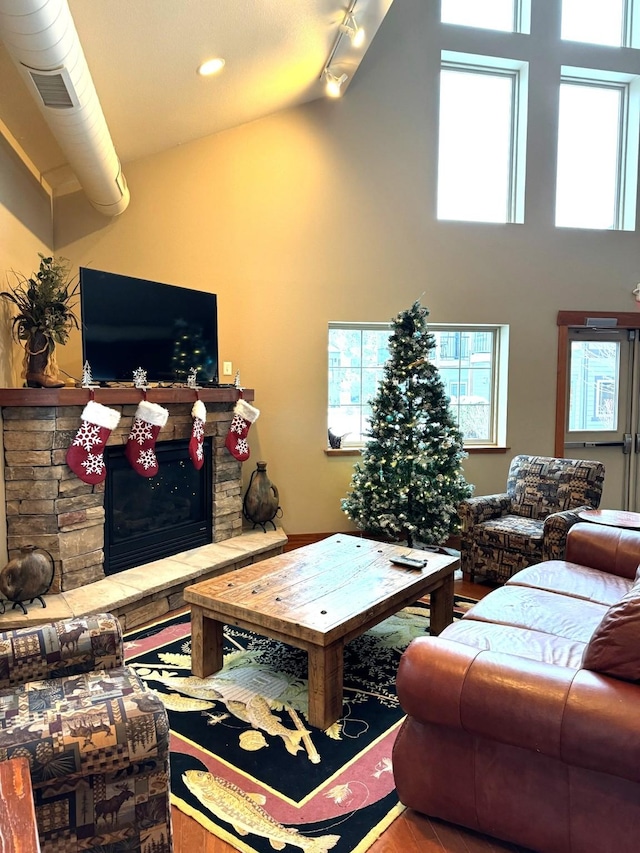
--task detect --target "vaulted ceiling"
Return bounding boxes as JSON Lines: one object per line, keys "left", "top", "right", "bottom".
{"left": 0, "top": 0, "right": 394, "bottom": 201}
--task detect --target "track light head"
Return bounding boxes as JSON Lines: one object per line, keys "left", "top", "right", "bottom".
{"left": 340, "top": 13, "right": 365, "bottom": 48}
{"left": 324, "top": 69, "right": 348, "bottom": 97}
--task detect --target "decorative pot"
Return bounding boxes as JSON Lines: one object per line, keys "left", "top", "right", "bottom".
{"left": 0, "top": 545, "right": 55, "bottom": 614}
{"left": 243, "top": 461, "right": 281, "bottom": 532}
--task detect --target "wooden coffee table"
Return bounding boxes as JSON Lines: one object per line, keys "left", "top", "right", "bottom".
{"left": 184, "top": 534, "right": 459, "bottom": 729}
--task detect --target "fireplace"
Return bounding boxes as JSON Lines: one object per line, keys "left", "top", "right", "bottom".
{"left": 104, "top": 438, "right": 213, "bottom": 574}
{"left": 0, "top": 388, "right": 250, "bottom": 593}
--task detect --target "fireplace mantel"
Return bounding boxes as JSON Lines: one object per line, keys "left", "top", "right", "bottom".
{"left": 0, "top": 386, "right": 254, "bottom": 406}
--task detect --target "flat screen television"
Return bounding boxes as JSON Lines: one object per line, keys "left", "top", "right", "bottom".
{"left": 80, "top": 268, "right": 219, "bottom": 385}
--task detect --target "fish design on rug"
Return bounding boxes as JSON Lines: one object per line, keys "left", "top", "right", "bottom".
{"left": 182, "top": 770, "right": 340, "bottom": 852}
{"left": 227, "top": 695, "right": 306, "bottom": 756}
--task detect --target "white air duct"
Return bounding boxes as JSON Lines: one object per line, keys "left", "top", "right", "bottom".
{"left": 0, "top": 0, "right": 129, "bottom": 216}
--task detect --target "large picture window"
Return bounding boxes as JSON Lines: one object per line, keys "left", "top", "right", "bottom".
{"left": 328, "top": 323, "right": 508, "bottom": 447}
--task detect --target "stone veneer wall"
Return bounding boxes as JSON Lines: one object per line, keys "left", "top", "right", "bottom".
{"left": 2, "top": 401, "right": 242, "bottom": 593}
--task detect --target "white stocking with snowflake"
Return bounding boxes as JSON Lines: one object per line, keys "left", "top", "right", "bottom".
{"left": 66, "top": 400, "right": 121, "bottom": 485}
{"left": 125, "top": 400, "right": 169, "bottom": 477}
{"left": 189, "top": 399, "right": 207, "bottom": 470}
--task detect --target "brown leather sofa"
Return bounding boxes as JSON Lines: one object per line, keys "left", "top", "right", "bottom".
{"left": 393, "top": 522, "right": 640, "bottom": 853}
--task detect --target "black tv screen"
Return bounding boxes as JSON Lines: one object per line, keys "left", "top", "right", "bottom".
{"left": 80, "top": 268, "right": 219, "bottom": 385}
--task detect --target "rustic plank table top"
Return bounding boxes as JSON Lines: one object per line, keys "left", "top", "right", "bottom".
{"left": 184, "top": 534, "right": 459, "bottom": 729}
{"left": 0, "top": 757, "right": 40, "bottom": 853}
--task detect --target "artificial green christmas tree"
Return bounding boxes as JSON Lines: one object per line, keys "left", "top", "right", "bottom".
{"left": 341, "top": 301, "right": 473, "bottom": 548}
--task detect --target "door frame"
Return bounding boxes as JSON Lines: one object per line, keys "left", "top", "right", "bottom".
{"left": 555, "top": 311, "right": 640, "bottom": 456}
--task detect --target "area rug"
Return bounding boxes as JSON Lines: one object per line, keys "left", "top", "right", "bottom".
{"left": 124, "top": 596, "right": 475, "bottom": 853}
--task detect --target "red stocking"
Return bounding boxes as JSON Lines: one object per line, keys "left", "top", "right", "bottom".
{"left": 66, "top": 400, "right": 121, "bottom": 485}
{"left": 189, "top": 399, "right": 207, "bottom": 470}
{"left": 225, "top": 399, "right": 260, "bottom": 462}
{"left": 125, "top": 400, "right": 169, "bottom": 477}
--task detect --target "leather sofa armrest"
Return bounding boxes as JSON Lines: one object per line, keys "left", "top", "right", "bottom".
{"left": 565, "top": 522, "right": 640, "bottom": 580}
{"left": 458, "top": 493, "right": 511, "bottom": 532}
{"left": 0, "top": 613, "right": 124, "bottom": 689}
{"left": 397, "top": 636, "right": 640, "bottom": 783}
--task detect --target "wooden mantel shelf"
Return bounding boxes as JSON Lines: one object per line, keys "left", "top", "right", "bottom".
{"left": 0, "top": 387, "right": 254, "bottom": 407}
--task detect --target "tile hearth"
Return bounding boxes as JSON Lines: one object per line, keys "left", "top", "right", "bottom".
{"left": 0, "top": 527, "right": 287, "bottom": 631}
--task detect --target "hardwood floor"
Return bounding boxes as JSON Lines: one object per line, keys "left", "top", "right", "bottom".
{"left": 164, "top": 576, "right": 532, "bottom": 853}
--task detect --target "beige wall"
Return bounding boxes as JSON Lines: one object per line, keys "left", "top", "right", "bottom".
{"left": 0, "top": 135, "right": 54, "bottom": 564}
{"left": 33, "top": 1, "right": 640, "bottom": 536}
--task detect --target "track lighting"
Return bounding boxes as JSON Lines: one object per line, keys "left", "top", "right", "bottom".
{"left": 340, "top": 13, "right": 365, "bottom": 48}
{"left": 324, "top": 69, "right": 348, "bottom": 98}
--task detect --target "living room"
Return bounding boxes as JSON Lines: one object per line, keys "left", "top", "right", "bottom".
{"left": 1, "top": 2, "right": 640, "bottom": 851}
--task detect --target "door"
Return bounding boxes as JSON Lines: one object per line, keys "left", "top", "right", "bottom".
{"left": 563, "top": 327, "right": 640, "bottom": 510}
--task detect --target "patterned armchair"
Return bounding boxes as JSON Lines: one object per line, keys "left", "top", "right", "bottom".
{"left": 0, "top": 613, "right": 172, "bottom": 853}
{"left": 458, "top": 455, "right": 605, "bottom": 584}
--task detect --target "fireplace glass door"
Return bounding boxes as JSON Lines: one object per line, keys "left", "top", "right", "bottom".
{"left": 104, "top": 438, "right": 212, "bottom": 574}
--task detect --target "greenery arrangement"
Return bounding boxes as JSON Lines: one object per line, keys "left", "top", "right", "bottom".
{"left": 1, "top": 254, "right": 79, "bottom": 386}
{"left": 341, "top": 300, "right": 473, "bottom": 548}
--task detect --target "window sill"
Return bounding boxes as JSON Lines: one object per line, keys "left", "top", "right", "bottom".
{"left": 325, "top": 446, "right": 510, "bottom": 456}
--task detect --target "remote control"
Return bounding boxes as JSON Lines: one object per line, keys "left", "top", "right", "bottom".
{"left": 390, "top": 555, "right": 427, "bottom": 570}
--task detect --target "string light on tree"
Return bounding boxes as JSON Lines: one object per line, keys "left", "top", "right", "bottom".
{"left": 341, "top": 300, "right": 473, "bottom": 548}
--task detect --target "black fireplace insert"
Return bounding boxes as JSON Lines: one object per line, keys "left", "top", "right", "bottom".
{"left": 104, "top": 438, "right": 212, "bottom": 574}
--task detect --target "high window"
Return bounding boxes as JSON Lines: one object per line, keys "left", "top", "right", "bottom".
{"left": 328, "top": 323, "right": 508, "bottom": 447}
{"left": 438, "top": 0, "right": 640, "bottom": 230}
{"left": 437, "top": 53, "right": 528, "bottom": 224}
{"left": 555, "top": 69, "right": 640, "bottom": 230}
{"left": 561, "top": 0, "right": 628, "bottom": 48}
{"left": 441, "top": 0, "right": 530, "bottom": 33}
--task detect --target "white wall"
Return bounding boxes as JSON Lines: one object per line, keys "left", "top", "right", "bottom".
{"left": 44, "top": 0, "right": 640, "bottom": 536}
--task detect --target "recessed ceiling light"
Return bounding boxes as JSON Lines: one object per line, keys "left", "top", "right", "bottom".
{"left": 198, "top": 58, "right": 225, "bottom": 77}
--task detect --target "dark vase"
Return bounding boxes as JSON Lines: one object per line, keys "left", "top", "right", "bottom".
{"left": 243, "top": 461, "right": 281, "bottom": 532}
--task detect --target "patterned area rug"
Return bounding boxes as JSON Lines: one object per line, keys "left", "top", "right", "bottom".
{"left": 124, "top": 596, "right": 475, "bottom": 853}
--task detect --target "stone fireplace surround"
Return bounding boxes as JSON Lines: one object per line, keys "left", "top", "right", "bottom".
{"left": 0, "top": 387, "right": 287, "bottom": 629}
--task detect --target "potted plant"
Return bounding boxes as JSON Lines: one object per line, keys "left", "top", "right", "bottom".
{"left": 1, "top": 254, "right": 79, "bottom": 387}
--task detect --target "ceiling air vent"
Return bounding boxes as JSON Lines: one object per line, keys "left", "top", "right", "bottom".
{"left": 27, "top": 68, "right": 75, "bottom": 109}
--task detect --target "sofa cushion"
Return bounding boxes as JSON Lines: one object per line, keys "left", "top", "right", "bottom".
{"left": 441, "top": 619, "right": 587, "bottom": 669}
{"left": 474, "top": 515, "right": 544, "bottom": 555}
{"left": 582, "top": 579, "right": 640, "bottom": 681}
{"left": 462, "top": 585, "right": 606, "bottom": 643}
{"left": 507, "top": 560, "right": 633, "bottom": 606}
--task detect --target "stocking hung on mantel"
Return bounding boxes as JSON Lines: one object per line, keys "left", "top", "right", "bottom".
{"left": 66, "top": 400, "right": 121, "bottom": 485}
{"left": 225, "top": 398, "right": 260, "bottom": 462}
{"left": 125, "top": 400, "right": 169, "bottom": 477}
{"left": 189, "top": 398, "right": 207, "bottom": 470}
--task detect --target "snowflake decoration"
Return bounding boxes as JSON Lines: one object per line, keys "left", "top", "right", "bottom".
{"left": 187, "top": 368, "right": 198, "bottom": 389}
{"left": 230, "top": 414, "right": 246, "bottom": 434}
{"left": 192, "top": 419, "right": 205, "bottom": 440}
{"left": 235, "top": 438, "right": 249, "bottom": 456}
{"left": 129, "top": 418, "right": 153, "bottom": 445}
{"left": 82, "top": 454, "right": 105, "bottom": 475}
{"left": 133, "top": 367, "right": 148, "bottom": 389}
{"left": 195, "top": 444, "right": 204, "bottom": 462}
{"left": 137, "top": 449, "right": 157, "bottom": 470}
{"left": 72, "top": 423, "right": 102, "bottom": 451}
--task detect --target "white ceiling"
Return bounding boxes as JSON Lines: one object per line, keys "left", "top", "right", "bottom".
{"left": 0, "top": 0, "right": 393, "bottom": 192}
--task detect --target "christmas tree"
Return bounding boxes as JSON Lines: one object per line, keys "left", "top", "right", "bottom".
{"left": 341, "top": 301, "right": 473, "bottom": 548}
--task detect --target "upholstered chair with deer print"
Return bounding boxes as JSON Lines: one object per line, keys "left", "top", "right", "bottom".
{"left": 0, "top": 613, "right": 172, "bottom": 853}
